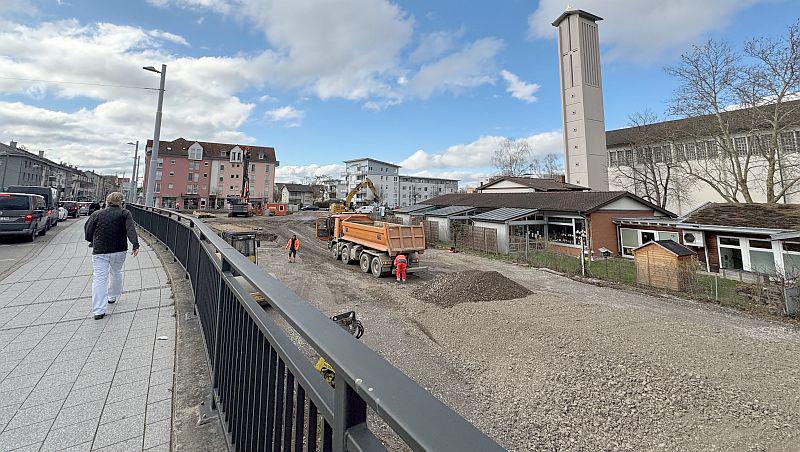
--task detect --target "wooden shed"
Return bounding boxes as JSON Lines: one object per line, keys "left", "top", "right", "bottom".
{"left": 633, "top": 240, "right": 698, "bottom": 291}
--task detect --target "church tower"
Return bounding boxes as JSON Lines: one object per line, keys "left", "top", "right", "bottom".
{"left": 552, "top": 9, "right": 608, "bottom": 190}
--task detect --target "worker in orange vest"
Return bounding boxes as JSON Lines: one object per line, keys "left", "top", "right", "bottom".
{"left": 286, "top": 234, "right": 300, "bottom": 263}
{"left": 394, "top": 253, "right": 408, "bottom": 282}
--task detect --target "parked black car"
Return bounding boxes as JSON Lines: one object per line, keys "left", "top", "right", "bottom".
{"left": 60, "top": 201, "right": 79, "bottom": 218}
{"left": 0, "top": 193, "right": 48, "bottom": 242}
{"left": 6, "top": 185, "right": 59, "bottom": 228}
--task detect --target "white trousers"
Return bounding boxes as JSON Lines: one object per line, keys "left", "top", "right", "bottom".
{"left": 91, "top": 251, "right": 127, "bottom": 315}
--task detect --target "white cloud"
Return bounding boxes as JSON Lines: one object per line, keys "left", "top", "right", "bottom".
{"left": 528, "top": 0, "right": 763, "bottom": 62}
{"left": 407, "top": 37, "right": 503, "bottom": 99}
{"left": 409, "top": 29, "right": 462, "bottom": 63}
{"left": 265, "top": 105, "right": 304, "bottom": 127}
{"left": 150, "top": 0, "right": 503, "bottom": 105}
{"left": 146, "top": 29, "right": 190, "bottom": 46}
{"left": 275, "top": 163, "right": 344, "bottom": 182}
{"left": 0, "top": 20, "right": 255, "bottom": 173}
{"left": 499, "top": 70, "right": 539, "bottom": 103}
{"left": 400, "top": 131, "right": 562, "bottom": 170}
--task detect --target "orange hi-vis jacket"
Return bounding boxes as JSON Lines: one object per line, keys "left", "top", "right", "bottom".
{"left": 286, "top": 238, "right": 300, "bottom": 250}
{"left": 393, "top": 254, "right": 408, "bottom": 267}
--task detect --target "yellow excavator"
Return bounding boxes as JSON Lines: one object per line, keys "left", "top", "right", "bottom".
{"left": 329, "top": 178, "right": 380, "bottom": 214}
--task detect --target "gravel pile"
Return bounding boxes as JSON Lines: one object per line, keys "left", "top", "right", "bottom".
{"left": 413, "top": 270, "right": 532, "bottom": 307}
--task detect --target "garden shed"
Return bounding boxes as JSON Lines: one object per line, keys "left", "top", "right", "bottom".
{"left": 633, "top": 240, "right": 698, "bottom": 291}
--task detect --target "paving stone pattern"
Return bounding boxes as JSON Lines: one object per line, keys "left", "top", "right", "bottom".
{"left": 0, "top": 219, "right": 176, "bottom": 451}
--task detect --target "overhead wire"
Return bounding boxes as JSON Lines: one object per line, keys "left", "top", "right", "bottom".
{"left": 0, "top": 76, "right": 160, "bottom": 91}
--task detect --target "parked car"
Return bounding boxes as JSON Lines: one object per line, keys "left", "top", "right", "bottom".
{"left": 300, "top": 205, "right": 320, "bottom": 211}
{"left": 88, "top": 202, "right": 101, "bottom": 215}
{"left": 0, "top": 193, "right": 48, "bottom": 241}
{"left": 78, "top": 202, "right": 90, "bottom": 215}
{"left": 6, "top": 186, "right": 59, "bottom": 228}
{"left": 354, "top": 205, "right": 375, "bottom": 214}
{"left": 60, "top": 201, "right": 79, "bottom": 218}
{"left": 58, "top": 206, "right": 68, "bottom": 221}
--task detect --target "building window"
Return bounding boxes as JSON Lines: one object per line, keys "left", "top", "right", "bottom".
{"left": 719, "top": 237, "right": 744, "bottom": 270}
{"left": 781, "top": 132, "right": 796, "bottom": 154}
{"left": 204, "top": 161, "right": 209, "bottom": 166}
{"left": 220, "top": 164, "right": 225, "bottom": 171}
{"left": 155, "top": 171, "right": 162, "bottom": 181}
{"left": 157, "top": 159, "right": 163, "bottom": 169}
{"left": 188, "top": 173, "right": 194, "bottom": 181}
{"left": 258, "top": 153, "right": 265, "bottom": 159}
{"left": 171, "top": 160, "right": 176, "bottom": 164}
{"left": 734, "top": 137, "right": 748, "bottom": 156}
{"left": 169, "top": 171, "right": 174, "bottom": 176}
{"left": 706, "top": 140, "right": 718, "bottom": 157}
{"left": 219, "top": 177, "right": 224, "bottom": 181}
{"left": 155, "top": 183, "right": 161, "bottom": 193}
{"left": 203, "top": 173, "right": 208, "bottom": 178}
{"left": 168, "top": 183, "right": 174, "bottom": 189}
{"left": 188, "top": 145, "right": 203, "bottom": 160}
{"left": 252, "top": 164, "right": 256, "bottom": 172}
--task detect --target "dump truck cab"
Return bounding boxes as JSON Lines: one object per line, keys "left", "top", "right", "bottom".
{"left": 221, "top": 231, "right": 259, "bottom": 263}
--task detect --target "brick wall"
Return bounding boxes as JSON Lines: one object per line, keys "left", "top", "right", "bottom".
{"left": 587, "top": 210, "right": 661, "bottom": 255}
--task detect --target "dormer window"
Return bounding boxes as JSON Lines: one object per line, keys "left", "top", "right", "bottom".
{"left": 188, "top": 143, "right": 203, "bottom": 160}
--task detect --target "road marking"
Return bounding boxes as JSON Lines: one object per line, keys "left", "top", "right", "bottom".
{"left": 0, "top": 258, "right": 16, "bottom": 261}
{"left": 0, "top": 244, "right": 35, "bottom": 247}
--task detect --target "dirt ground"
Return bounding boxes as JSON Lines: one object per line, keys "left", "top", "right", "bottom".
{"left": 205, "top": 213, "right": 800, "bottom": 451}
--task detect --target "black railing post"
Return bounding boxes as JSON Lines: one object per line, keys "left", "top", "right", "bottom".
{"left": 334, "top": 381, "right": 367, "bottom": 452}
{"left": 211, "top": 258, "right": 229, "bottom": 387}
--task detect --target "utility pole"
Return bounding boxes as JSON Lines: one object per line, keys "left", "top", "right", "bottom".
{"left": 144, "top": 64, "right": 166, "bottom": 207}
{"left": 128, "top": 141, "right": 139, "bottom": 203}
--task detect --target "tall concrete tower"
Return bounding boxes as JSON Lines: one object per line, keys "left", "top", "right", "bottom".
{"left": 553, "top": 9, "right": 608, "bottom": 190}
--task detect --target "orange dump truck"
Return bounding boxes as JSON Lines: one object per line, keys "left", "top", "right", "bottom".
{"left": 315, "top": 214, "right": 426, "bottom": 277}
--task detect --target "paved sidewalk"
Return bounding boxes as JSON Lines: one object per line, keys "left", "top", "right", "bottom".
{"left": 0, "top": 218, "right": 176, "bottom": 451}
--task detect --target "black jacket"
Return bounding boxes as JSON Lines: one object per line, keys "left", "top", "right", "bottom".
{"left": 84, "top": 206, "right": 139, "bottom": 254}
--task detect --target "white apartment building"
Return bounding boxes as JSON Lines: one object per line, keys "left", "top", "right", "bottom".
{"left": 341, "top": 158, "right": 460, "bottom": 207}
{"left": 398, "top": 175, "right": 459, "bottom": 206}
{"left": 342, "top": 158, "right": 400, "bottom": 206}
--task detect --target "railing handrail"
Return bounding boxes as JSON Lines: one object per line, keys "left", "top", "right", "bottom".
{"left": 130, "top": 204, "right": 503, "bottom": 451}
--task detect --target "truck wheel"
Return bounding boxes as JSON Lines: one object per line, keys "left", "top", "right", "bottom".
{"left": 371, "top": 256, "right": 383, "bottom": 277}
{"left": 359, "top": 253, "right": 370, "bottom": 273}
{"left": 341, "top": 245, "right": 352, "bottom": 264}
{"left": 330, "top": 244, "right": 340, "bottom": 260}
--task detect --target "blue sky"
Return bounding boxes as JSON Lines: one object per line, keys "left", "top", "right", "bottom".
{"left": 0, "top": 0, "right": 797, "bottom": 186}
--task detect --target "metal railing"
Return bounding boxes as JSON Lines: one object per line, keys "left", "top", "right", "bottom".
{"left": 127, "top": 204, "right": 503, "bottom": 452}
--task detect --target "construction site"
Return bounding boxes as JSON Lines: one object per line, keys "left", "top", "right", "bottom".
{"left": 201, "top": 211, "right": 800, "bottom": 451}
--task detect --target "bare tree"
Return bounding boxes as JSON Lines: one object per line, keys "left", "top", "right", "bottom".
{"left": 738, "top": 19, "right": 800, "bottom": 202}
{"left": 531, "top": 153, "right": 564, "bottom": 178}
{"left": 665, "top": 22, "right": 800, "bottom": 203}
{"left": 611, "top": 111, "right": 695, "bottom": 209}
{"left": 492, "top": 138, "right": 534, "bottom": 176}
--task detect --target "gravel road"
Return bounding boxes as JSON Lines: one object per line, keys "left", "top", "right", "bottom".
{"left": 208, "top": 214, "right": 800, "bottom": 451}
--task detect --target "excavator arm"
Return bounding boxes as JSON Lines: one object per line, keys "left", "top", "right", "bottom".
{"left": 345, "top": 178, "right": 380, "bottom": 207}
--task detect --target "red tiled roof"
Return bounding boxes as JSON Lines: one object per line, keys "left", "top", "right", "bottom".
{"left": 145, "top": 138, "right": 277, "bottom": 164}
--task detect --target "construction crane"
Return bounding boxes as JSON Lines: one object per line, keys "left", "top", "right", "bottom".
{"left": 329, "top": 177, "right": 380, "bottom": 214}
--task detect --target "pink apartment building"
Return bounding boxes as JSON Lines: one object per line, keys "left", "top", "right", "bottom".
{"left": 143, "top": 138, "right": 278, "bottom": 210}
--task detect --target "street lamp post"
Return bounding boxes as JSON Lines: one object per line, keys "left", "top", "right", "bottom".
{"left": 127, "top": 141, "right": 139, "bottom": 203}
{"left": 143, "top": 64, "right": 166, "bottom": 207}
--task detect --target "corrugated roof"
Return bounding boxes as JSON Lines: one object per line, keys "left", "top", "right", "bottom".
{"left": 421, "top": 192, "right": 674, "bottom": 216}
{"left": 471, "top": 207, "right": 537, "bottom": 222}
{"left": 423, "top": 205, "right": 474, "bottom": 217}
{"left": 394, "top": 204, "right": 435, "bottom": 214}
{"left": 682, "top": 202, "right": 800, "bottom": 231}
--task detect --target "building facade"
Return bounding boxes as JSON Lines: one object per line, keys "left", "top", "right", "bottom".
{"left": 143, "top": 138, "right": 278, "bottom": 210}
{"left": 398, "top": 175, "right": 458, "bottom": 206}
{"left": 279, "top": 183, "right": 316, "bottom": 206}
{"left": 0, "top": 141, "right": 103, "bottom": 200}
{"left": 341, "top": 157, "right": 459, "bottom": 208}
{"left": 606, "top": 108, "right": 800, "bottom": 215}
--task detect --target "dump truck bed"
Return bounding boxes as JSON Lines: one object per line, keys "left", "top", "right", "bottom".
{"left": 340, "top": 220, "right": 425, "bottom": 255}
